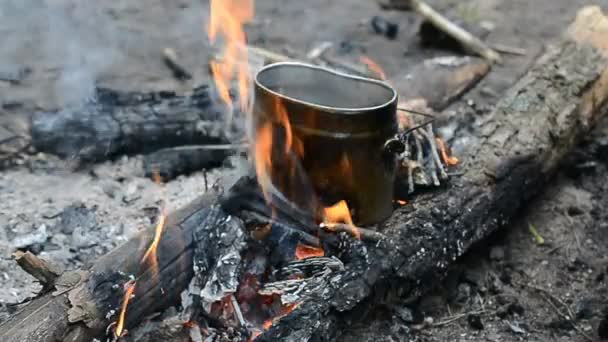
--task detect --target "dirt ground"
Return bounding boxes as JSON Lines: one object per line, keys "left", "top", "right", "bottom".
{"left": 1, "top": 0, "right": 608, "bottom": 341}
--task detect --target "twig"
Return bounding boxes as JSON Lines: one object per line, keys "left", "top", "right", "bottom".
{"left": 424, "top": 124, "right": 448, "bottom": 181}
{"left": 492, "top": 43, "right": 527, "bottom": 56}
{"left": 319, "top": 223, "right": 385, "bottom": 242}
{"left": 519, "top": 282, "right": 594, "bottom": 342}
{"left": 320, "top": 55, "right": 375, "bottom": 78}
{"left": 229, "top": 294, "right": 246, "bottom": 328}
{"left": 306, "top": 42, "right": 333, "bottom": 60}
{"left": 408, "top": 0, "right": 501, "bottom": 63}
{"left": 247, "top": 45, "right": 292, "bottom": 64}
{"left": 162, "top": 48, "right": 192, "bottom": 80}
{"left": 13, "top": 251, "right": 64, "bottom": 291}
{"left": 432, "top": 308, "right": 485, "bottom": 327}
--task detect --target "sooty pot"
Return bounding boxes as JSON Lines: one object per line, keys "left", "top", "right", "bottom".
{"left": 253, "top": 62, "right": 402, "bottom": 226}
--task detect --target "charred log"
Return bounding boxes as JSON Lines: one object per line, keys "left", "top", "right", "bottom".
{"left": 142, "top": 145, "right": 242, "bottom": 181}
{"left": 0, "top": 193, "right": 221, "bottom": 342}
{"left": 31, "top": 86, "right": 238, "bottom": 163}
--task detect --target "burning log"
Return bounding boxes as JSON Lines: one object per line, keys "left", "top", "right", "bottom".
{"left": 30, "top": 86, "right": 235, "bottom": 163}
{"left": 0, "top": 193, "right": 221, "bottom": 342}
{"left": 1, "top": 6, "right": 608, "bottom": 342}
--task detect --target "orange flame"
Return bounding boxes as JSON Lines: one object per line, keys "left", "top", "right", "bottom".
{"left": 208, "top": 0, "right": 254, "bottom": 114}
{"left": 141, "top": 212, "right": 166, "bottom": 274}
{"left": 360, "top": 56, "right": 386, "bottom": 80}
{"left": 254, "top": 97, "right": 298, "bottom": 207}
{"left": 115, "top": 280, "right": 136, "bottom": 338}
{"left": 436, "top": 138, "right": 459, "bottom": 166}
{"left": 396, "top": 199, "right": 407, "bottom": 205}
{"left": 323, "top": 200, "right": 353, "bottom": 226}
{"left": 322, "top": 200, "right": 360, "bottom": 240}
{"left": 295, "top": 243, "right": 325, "bottom": 260}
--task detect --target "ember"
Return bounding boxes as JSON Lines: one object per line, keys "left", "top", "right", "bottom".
{"left": 295, "top": 243, "right": 325, "bottom": 260}
{"left": 262, "top": 303, "right": 300, "bottom": 330}
{"left": 436, "top": 137, "right": 459, "bottom": 166}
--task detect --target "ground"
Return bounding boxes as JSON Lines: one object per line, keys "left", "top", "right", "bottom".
{"left": 1, "top": 0, "right": 608, "bottom": 341}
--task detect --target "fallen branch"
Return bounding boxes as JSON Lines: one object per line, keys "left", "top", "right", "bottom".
{"left": 383, "top": 0, "right": 502, "bottom": 63}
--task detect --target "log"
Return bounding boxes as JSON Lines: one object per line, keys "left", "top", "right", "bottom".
{"left": 30, "top": 86, "right": 236, "bottom": 163}
{"left": 256, "top": 6, "right": 608, "bottom": 340}
{"left": 393, "top": 56, "right": 490, "bottom": 111}
{"left": 0, "top": 193, "right": 221, "bottom": 342}
{"left": 142, "top": 144, "right": 246, "bottom": 181}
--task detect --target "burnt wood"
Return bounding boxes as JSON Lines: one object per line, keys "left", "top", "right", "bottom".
{"left": 30, "top": 86, "right": 236, "bottom": 163}
{"left": 0, "top": 193, "right": 220, "bottom": 342}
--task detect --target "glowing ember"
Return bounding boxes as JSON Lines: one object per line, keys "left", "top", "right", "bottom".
{"left": 249, "top": 330, "right": 262, "bottom": 341}
{"left": 396, "top": 199, "right": 407, "bottom": 205}
{"left": 208, "top": 0, "right": 254, "bottom": 115}
{"left": 263, "top": 303, "right": 300, "bottom": 330}
{"left": 295, "top": 243, "right": 325, "bottom": 260}
{"left": 114, "top": 280, "right": 136, "bottom": 338}
{"left": 436, "top": 138, "right": 459, "bottom": 166}
{"left": 360, "top": 56, "right": 387, "bottom": 80}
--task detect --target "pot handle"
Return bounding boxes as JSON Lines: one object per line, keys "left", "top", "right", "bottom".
{"left": 383, "top": 137, "right": 405, "bottom": 154}
{"left": 384, "top": 106, "right": 437, "bottom": 154}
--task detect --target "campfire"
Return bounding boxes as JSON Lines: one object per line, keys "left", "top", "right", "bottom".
{"left": 2, "top": 1, "right": 608, "bottom": 342}
{"left": 108, "top": 0, "right": 461, "bottom": 339}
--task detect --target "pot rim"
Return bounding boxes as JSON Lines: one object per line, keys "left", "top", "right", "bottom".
{"left": 254, "top": 61, "right": 398, "bottom": 113}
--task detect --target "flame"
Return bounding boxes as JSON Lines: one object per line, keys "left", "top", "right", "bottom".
{"left": 295, "top": 243, "right": 325, "bottom": 260}
{"left": 141, "top": 212, "right": 166, "bottom": 275}
{"left": 115, "top": 280, "right": 136, "bottom": 338}
{"left": 323, "top": 200, "right": 354, "bottom": 226}
{"left": 322, "top": 200, "right": 360, "bottom": 240}
{"left": 436, "top": 138, "right": 459, "bottom": 166}
{"left": 360, "top": 56, "right": 386, "bottom": 80}
{"left": 208, "top": 0, "right": 254, "bottom": 114}
{"left": 396, "top": 199, "right": 407, "bottom": 205}
{"left": 253, "top": 97, "right": 298, "bottom": 206}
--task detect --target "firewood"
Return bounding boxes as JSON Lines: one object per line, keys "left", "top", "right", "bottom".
{"left": 142, "top": 144, "right": 247, "bottom": 181}
{"left": 30, "top": 86, "right": 234, "bottom": 163}
{"left": 13, "top": 251, "right": 64, "bottom": 292}
{"left": 0, "top": 193, "right": 220, "bottom": 342}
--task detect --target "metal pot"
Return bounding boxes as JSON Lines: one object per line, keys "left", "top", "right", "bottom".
{"left": 253, "top": 62, "right": 401, "bottom": 226}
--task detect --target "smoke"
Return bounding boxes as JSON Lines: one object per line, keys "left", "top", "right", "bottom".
{"left": 0, "top": 0, "right": 120, "bottom": 108}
